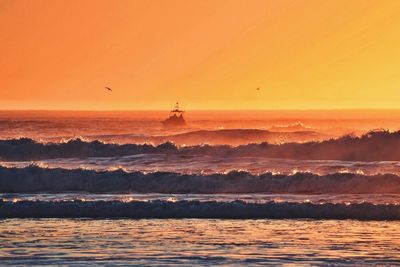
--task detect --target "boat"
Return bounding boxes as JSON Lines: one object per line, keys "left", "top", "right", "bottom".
{"left": 162, "top": 102, "right": 187, "bottom": 128}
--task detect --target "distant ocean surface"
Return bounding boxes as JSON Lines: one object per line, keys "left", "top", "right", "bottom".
{"left": 1, "top": 110, "right": 400, "bottom": 266}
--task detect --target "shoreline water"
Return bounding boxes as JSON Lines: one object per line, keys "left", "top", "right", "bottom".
{"left": 2, "top": 218, "right": 400, "bottom": 266}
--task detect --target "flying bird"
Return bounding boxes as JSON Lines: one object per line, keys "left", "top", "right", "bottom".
{"left": 105, "top": 87, "right": 112, "bottom": 92}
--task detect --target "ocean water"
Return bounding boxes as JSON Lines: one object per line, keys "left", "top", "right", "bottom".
{"left": 2, "top": 219, "right": 400, "bottom": 266}
{"left": 1, "top": 111, "right": 400, "bottom": 265}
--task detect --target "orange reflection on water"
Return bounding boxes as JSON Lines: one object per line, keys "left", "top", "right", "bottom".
{"left": 1, "top": 219, "right": 400, "bottom": 265}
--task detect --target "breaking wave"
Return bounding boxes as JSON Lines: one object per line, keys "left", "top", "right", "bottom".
{"left": 0, "top": 138, "right": 178, "bottom": 161}
{"left": 1, "top": 199, "right": 399, "bottom": 220}
{"left": 123, "top": 128, "right": 324, "bottom": 146}
{"left": 1, "top": 130, "right": 400, "bottom": 161}
{"left": 1, "top": 165, "right": 400, "bottom": 194}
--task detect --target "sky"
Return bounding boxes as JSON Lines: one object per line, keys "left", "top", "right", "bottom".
{"left": 1, "top": 0, "right": 400, "bottom": 110}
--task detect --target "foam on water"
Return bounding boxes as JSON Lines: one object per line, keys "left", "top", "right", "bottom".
{"left": 1, "top": 165, "right": 400, "bottom": 194}
{"left": 3, "top": 192, "right": 399, "bottom": 204}
{"left": 2, "top": 130, "right": 400, "bottom": 162}
{"left": 4, "top": 154, "right": 400, "bottom": 176}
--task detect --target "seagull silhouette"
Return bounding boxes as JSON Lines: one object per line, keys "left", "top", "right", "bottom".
{"left": 105, "top": 87, "right": 112, "bottom": 91}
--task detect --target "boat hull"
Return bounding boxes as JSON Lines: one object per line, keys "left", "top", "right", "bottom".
{"left": 162, "top": 116, "right": 186, "bottom": 128}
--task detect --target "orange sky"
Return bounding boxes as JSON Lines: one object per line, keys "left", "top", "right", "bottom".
{"left": 1, "top": 0, "right": 400, "bottom": 110}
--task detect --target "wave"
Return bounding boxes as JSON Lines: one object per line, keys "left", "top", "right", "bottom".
{"left": 1, "top": 199, "right": 399, "bottom": 220}
{"left": 1, "top": 130, "right": 400, "bottom": 161}
{"left": 269, "top": 122, "right": 315, "bottom": 132}
{"left": 1, "top": 165, "right": 400, "bottom": 194}
{"left": 115, "top": 129, "right": 325, "bottom": 146}
{"left": 0, "top": 138, "right": 178, "bottom": 161}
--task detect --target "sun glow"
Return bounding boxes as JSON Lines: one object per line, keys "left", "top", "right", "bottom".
{"left": 1, "top": 0, "right": 400, "bottom": 110}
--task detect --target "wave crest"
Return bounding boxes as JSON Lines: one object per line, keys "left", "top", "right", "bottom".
{"left": 0, "top": 138, "right": 178, "bottom": 161}
{"left": 1, "top": 165, "right": 400, "bottom": 194}
{"left": 1, "top": 130, "right": 400, "bottom": 161}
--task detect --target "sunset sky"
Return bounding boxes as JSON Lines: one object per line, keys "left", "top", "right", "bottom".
{"left": 1, "top": 0, "right": 400, "bottom": 110}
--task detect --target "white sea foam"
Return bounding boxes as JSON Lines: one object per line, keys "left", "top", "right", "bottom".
{"left": 1, "top": 165, "right": 400, "bottom": 194}
{"left": 1, "top": 130, "right": 400, "bottom": 161}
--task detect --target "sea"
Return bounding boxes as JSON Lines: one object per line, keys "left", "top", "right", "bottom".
{"left": 1, "top": 110, "right": 400, "bottom": 266}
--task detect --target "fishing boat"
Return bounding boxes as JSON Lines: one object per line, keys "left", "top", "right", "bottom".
{"left": 162, "top": 102, "right": 186, "bottom": 128}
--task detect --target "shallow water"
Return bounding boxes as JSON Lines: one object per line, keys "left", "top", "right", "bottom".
{"left": 1, "top": 219, "right": 400, "bottom": 266}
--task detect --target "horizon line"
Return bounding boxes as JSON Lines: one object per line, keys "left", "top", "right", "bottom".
{"left": 2, "top": 108, "right": 400, "bottom": 112}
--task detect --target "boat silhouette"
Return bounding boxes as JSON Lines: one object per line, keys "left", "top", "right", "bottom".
{"left": 162, "top": 102, "right": 186, "bottom": 128}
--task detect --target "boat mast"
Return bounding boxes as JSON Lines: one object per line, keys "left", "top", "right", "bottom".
{"left": 171, "top": 102, "right": 184, "bottom": 115}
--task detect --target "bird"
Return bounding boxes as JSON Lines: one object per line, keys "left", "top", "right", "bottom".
{"left": 256, "top": 87, "right": 261, "bottom": 91}
{"left": 105, "top": 87, "right": 112, "bottom": 91}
